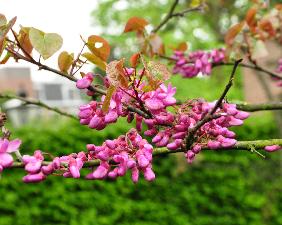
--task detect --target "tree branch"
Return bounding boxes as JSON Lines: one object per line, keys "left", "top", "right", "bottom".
{"left": 236, "top": 102, "right": 282, "bottom": 112}
{"left": 0, "top": 93, "right": 77, "bottom": 120}
{"left": 152, "top": 0, "right": 204, "bottom": 33}
{"left": 10, "top": 139, "right": 282, "bottom": 168}
{"left": 213, "top": 62, "right": 282, "bottom": 80}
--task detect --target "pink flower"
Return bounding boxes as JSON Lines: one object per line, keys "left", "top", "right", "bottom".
{"left": 264, "top": 145, "right": 281, "bottom": 152}
{"left": 0, "top": 138, "right": 21, "bottom": 170}
{"left": 76, "top": 73, "right": 94, "bottom": 89}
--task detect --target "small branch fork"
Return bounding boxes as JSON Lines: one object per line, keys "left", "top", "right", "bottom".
{"left": 152, "top": 0, "right": 205, "bottom": 33}
{"left": 9, "top": 138, "right": 282, "bottom": 168}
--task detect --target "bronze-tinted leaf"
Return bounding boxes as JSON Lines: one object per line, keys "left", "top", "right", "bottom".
{"left": 175, "top": 42, "right": 188, "bottom": 52}
{"left": 124, "top": 17, "right": 149, "bottom": 33}
{"left": 245, "top": 8, "right": 257, "bottom": 30}
{"left": 130, "top": 52, "right": 140, "bottom": 68}
{"left": 58, "top": 51, "right": 74, "bottom": 73}
{"left": 106, "top": 59, "right": 128, "bottom": 88}
{"left": 18, "top": 27, "right": 33, "bottom": 55}
{"left": 224, "top": 21, "right": 245, "bottom": 46}
{"left": 86, "top": 35, "right": 110, "bottom": 61}
{"left": 102, "top": 85, "right": 116, "bottom": 113}
{"left": 82, "top": 52, "right": 107, "bottom": 71}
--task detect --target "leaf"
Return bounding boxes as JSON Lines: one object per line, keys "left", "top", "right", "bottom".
{"left": 224, "top": 21, "right": 245, "bottom": 46}
{"left": 102, "top": 85, "right": 116, "bottom": 113}
{"left": 175, "top": 42, "right": 188, "bottom": 52}
{"left": 86, "top": 35, "right": 110, "bottom": 61}
{"left": 18, "top": 27, "right": 33, "bottom": 55}
{"left": 245, "top": 8, "right": 257, "bottom": 30}
{"left": 259, "top": 19, "right": 275, "bottom": 37}
{"left": 0, "top": 17, "right": 16, "bottom": 57}
{"left": 0, "top": 52, "right": 11, "bottom": 64}
{"left": 106, "top": 59, "right": 128, "bottom": 88}
{"left": 29, "top": 27, "right": 63, "bottom": 60}
{"left": 140, "top": 55, "right": 170, "bottom": 90}
{"left": 82, "top": 52, "right": 107, "bottom": 71}
{"left": 0, "top": 14, "right": 7, "bottom": 27}
{"left": 58, "top": 51, "right": 74, "bottom": 73}
{"left": 252, "top": 40, "right": 268, "bottom": 59}
{"left": 124, "top": 17, "right": 149, "bottom": 33}
{"left": 130, "top": 53, "right": 140, "bottom": 67}
{"left": 149, "top": 34, "right": 165, "bottom": 55}
{"left": 147, "top": 61, "right": 171, "bottom": 81}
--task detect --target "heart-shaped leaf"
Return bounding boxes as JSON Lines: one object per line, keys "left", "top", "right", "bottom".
{"left": 86, "top": 35, "right": 110, "bottom": 61}
{"left": 124, "top": 17, "right": 148, "bottom": 33}
{"left": 58, "top": 51, "right": 74, "bottom": 73}
{"left": 29, "top": 27, "right": 63, "bottom": 60}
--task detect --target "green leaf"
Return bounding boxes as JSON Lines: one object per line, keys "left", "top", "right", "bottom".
{"left": 82, "top": 52, "right": 106, "bottom": 71}
{"left": 0, "top": 14, "right": 7, "bottom": 27}
{"left": 29, "top": 27, "right": 63, "bottom": 60}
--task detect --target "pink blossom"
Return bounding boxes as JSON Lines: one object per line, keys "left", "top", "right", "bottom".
{"left": 76, "top": 72, "right": 94, "bottom": 89}
{"left": 0, "top": 138, "right": 21, "bottom": 170}
{"left": 264, "top": 145, "right": 281, "bottom": 152}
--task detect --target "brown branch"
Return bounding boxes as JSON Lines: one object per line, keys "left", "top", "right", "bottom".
{"left": 0, "top": 93, "right": 77, "bottom": 120}
{"left": 213, "top": 62, "right": 282, "bottom": 80}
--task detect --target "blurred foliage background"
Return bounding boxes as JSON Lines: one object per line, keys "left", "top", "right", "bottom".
{"left": 1, "top": 0, "right": 282, "bottom": 224}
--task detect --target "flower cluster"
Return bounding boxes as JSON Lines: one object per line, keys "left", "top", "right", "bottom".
{"left": 22, "top": 150, "right": 88, "bottom": 183}
{"left": 144, "top": 99, "right": 249, "bottom": 163}
{"left": 76, "top": 70, "right": 177, "bottom": 131}
{"left": 0, "top": 138, "right": 21, "bottom": 173}
{"left": 86, "top": 129, "right": 155, "bottom": 183}
{"left": 78, "top": 91, "right": 124, "bottom": 130}
{"left": 172, "top": 49, "right": 225, "bottom": 78}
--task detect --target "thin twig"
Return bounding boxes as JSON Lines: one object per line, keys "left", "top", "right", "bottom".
{"left": 152, "top": 0, "right": 204, "bottom": 33}
{"left": 0, "top": 93, "right": 77, "bottom": 120}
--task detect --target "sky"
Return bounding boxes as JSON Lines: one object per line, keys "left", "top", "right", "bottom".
{"left": 0, "top": 0, "right": 101, "bottom": 81}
